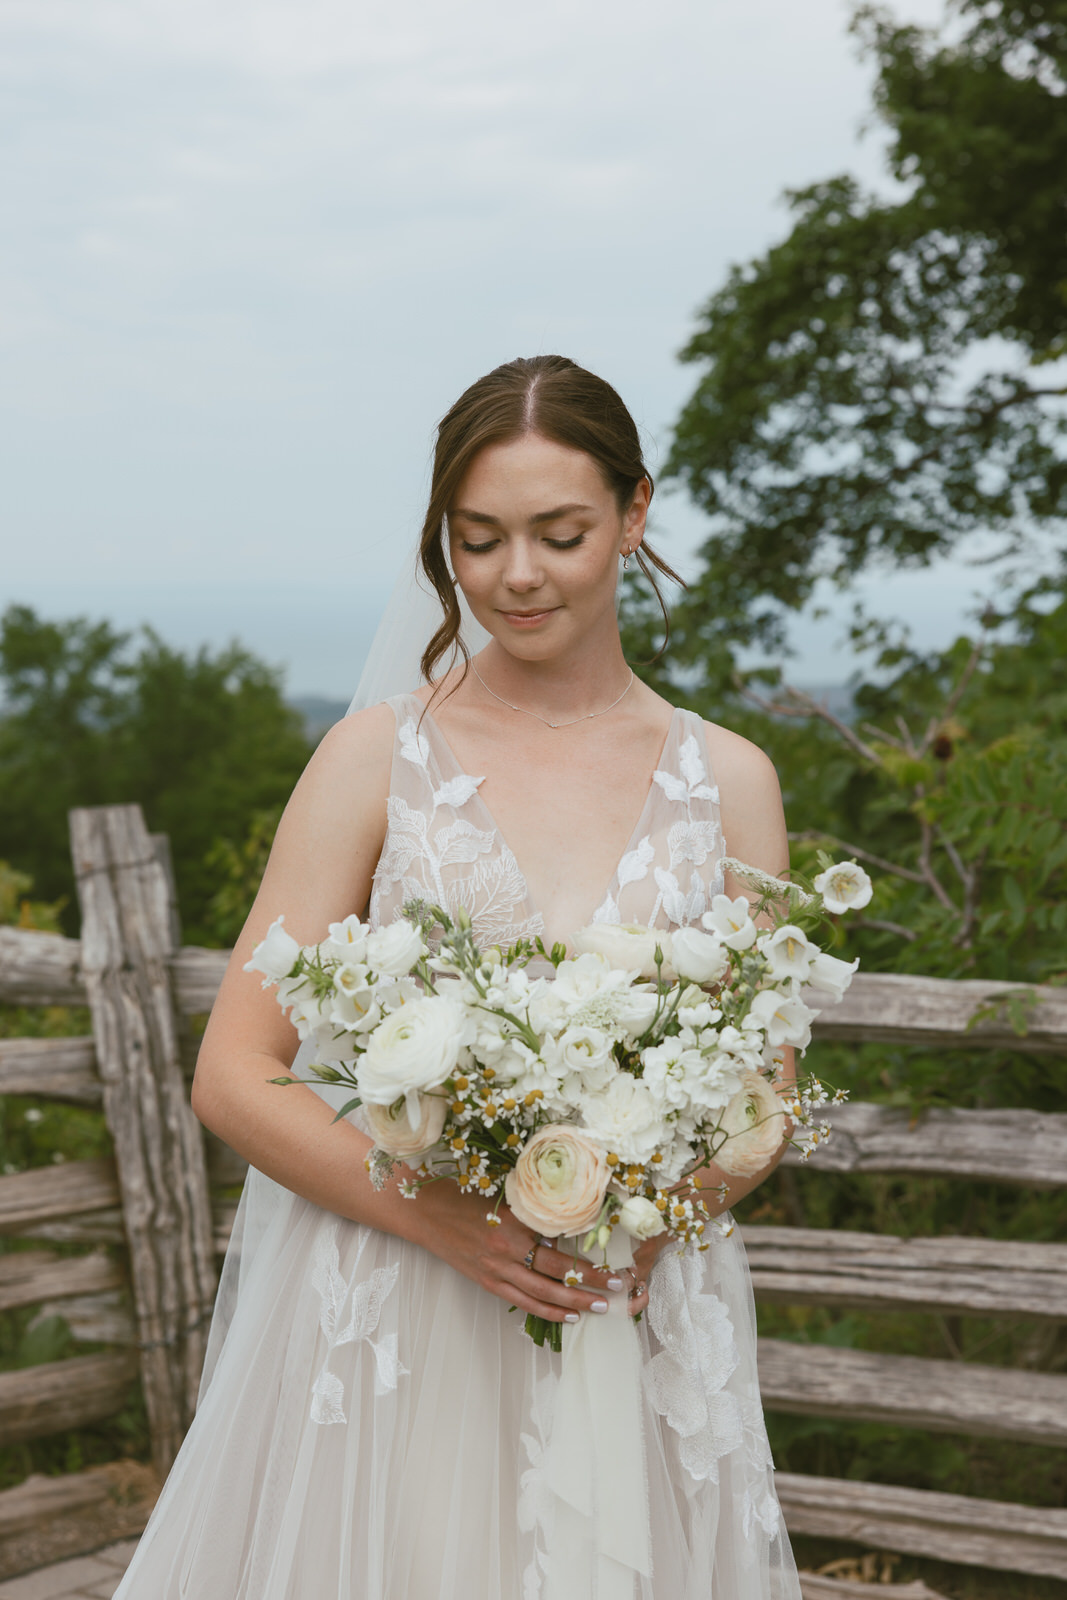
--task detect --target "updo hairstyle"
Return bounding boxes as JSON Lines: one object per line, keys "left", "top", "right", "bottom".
{"left": 418, "top": 354, "right": 682, "bottom": 685}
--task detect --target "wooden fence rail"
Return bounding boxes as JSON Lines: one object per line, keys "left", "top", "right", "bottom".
{"left": 0, "top": 801, "right": 1065, "bottom": 1583}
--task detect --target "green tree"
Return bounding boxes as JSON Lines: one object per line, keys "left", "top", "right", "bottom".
{"left": 0, "top": 606, "right": 312, "bottom": 944}
{"left": 654, "top": 0, "right": 1067, "bottom": 677}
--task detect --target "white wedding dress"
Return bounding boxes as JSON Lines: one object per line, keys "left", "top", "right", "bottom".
{"left": 114, "top": 694, "right": 802, "bottom": 1599}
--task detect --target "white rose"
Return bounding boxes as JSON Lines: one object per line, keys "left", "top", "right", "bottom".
{"left": 804, "top": 950, "right": 859, "bottom": 1000}
{"left": 715, "top": 1071, "right": 787, "bottom": 1176}
{"left": 669, "top": 925, "right": 730, "bottom": 985}
{"left": 364, "top": 920, "right": 425, "bottom": 978}
{"left": 813, "top": 860, "right": 873, "bottom": 914}
{"left": 505, "top": 1125, "right": 609, "bottom": 1235}
{"left": 580, "top": 1073, "right": 663, "bottom": 1164}
{"left": 744, "top": 988, "right": 815, "bottom": 1050}
{"left": 702, "top": 894, "right": 757, "bottom": 951}
{"left": 617, "top": 1195, "right": 667, "bottom": 1241}
{"left": 572, "top": 923, "right": 672, "bottom": 979}
{"left": 364, "top": 1090, "right": 448, "bottom": 1160}
{"left": 358, "top": 996, "right": 468, "bottom": 1106}
{"left": 758, "top": 924, "right": 816, "bottom": 983}
{"left": 244, "top": 916, "right": 302, "bottom": 983}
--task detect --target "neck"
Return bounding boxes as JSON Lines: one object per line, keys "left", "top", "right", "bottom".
{"left": 474, "top": 628, "right": 631, "bottom": 724}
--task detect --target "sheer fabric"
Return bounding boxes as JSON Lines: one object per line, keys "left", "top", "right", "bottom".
{"left": 114, "top": 695, "right": 802, "bottom": 1599}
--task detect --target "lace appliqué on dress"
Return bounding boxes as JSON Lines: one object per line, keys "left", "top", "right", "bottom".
{"left": 592, "top": 726, "right": 724, "bottom": 929}
{"left": 371, "top": 714, "right": 544, "bottom": 949}
{"left": 309, "top": 1227, "right": 405, "bottom": 1424}
{"left": 645, "top": 1242, "right": 781, "bottom": 1551}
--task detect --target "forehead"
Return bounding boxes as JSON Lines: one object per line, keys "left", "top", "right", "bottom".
{"left": 452, "top": 434, "right": 611, "bottom": 516}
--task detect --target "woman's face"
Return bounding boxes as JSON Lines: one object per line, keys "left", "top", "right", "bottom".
{"left": 447, "top": 432, "right": 648, "bottom": 662}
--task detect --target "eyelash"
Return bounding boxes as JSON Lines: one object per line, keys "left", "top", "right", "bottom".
{"left": 460, "top": 534, "right": 586, "bottom": 554}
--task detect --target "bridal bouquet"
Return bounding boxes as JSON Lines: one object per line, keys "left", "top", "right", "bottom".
{"left": 247, "top": 856, "right": 868, "bottom": 1346}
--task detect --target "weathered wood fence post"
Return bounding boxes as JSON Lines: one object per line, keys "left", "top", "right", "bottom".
{"left": 69, "top": 803, "right": 218, "bottom": 1476}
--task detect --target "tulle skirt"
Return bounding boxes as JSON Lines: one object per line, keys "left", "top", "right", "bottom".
{"left": 114, "top": 1150, "right": 801, "bottom": 1599}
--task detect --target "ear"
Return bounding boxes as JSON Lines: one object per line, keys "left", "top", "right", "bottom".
{"left": 619, "top": 477, "right": 651, "bottom": 556}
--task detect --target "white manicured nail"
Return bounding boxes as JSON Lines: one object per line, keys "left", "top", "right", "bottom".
{"left": 606, "top": 1277, "right": 626, "bottom": 1292}
{"left": 590, "top": 1299, "right": 609, "bottom": 1314}
{"left": 564, "top": 1312, "right": 580, "bottom": 1323}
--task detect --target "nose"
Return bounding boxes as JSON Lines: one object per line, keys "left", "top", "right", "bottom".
{"left": 501, "top": 537, "right": 544, "bottom": 593}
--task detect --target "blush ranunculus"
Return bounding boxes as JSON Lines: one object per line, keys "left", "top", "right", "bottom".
{"left": 364, "top": 1090, "right": 448, "bottom": 1160}
{"left": 504, "top": 1125, "right": 609, "bottom": 1236}
{"left": 715, "top": 1071, "right": 787, "bottom": 1177}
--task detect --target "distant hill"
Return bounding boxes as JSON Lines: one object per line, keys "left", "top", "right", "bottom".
{"left": 288, "top": 695, "right": 350, "bottom": 741}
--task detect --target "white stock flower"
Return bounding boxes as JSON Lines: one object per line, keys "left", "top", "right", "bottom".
{"left": 744, "top": 988, "right": 815, "bottom": 1049}
{"left": 641, "top": 1039, "right": 708, "bottom": 1112}
{"left": 244, "top": 917, "right": 301, "bottom": 982}
{"left": 669, "top": 925, "right": 730, "bottom": 984}
{"left": 572, "top": 923, "right": 672, "bottom": 979}
{"left": 804, "top": 950, "right": 859, "bottom": 1000}
{"left": 617, "top": 1195, "right": 667, "bottom": 1241}
{"left": 358, "top": 996, "right": 468, "bottom": 1106}
{"left": 813, "top": 860, "right": 873, "bottom": 914}
{"left": 505, "top": 1126, "right": 609, "bottom": 1236}
{"left": 715, "top": 1071, "right": 787, "bottom": 1176}
{"left": 364, "top": 921, "right": 425, "bottom": 978}
{"left": 580, "top": 1073, "right": 663, "bottom": 1164}
{"left": 702, "top": 894, "right": 757, "bottom": 951}
{"left": 758, "top": 925, "right": 816, "bottom": 983}
{"left": 364, "top": 1091, "right": 448, "bottom": 1160}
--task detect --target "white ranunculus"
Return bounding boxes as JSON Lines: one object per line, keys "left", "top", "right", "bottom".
{"left": 552, "top": 1025, "right": 613, "bottom": 1076}
{"left": 744, "top": 988, "right": 815, "bottom": 1050}
{"left": 804, "top": 950, "right": 859, "bottom": 1000}
{"left": 715, "top": 1071, "right": 787, "bottom": 1176}
{"left": 813, "top": 860, "right": 873, "bottom": 914}
{"left": 365, "top": 921, "right": 425, "bottom": 978}
{"left": 669, "top": 925, "right": 730, "bottom": 985}
{"left": 358, "top": 997, "right": 468, "bottom": 1109}
{"left": 505, "top": 1126, "right": 609, "bottom": 1235}
{"left": 617, "top": 1195, "right": 667, "bottom": 1241}
{"left": 572, "top": 923, "right": 672, "bottom": 980}
{"left": 364, "top": 1090, "right": 448, "bottom": 1160}
{"left": 551, "top": 952, "right": 634, "bottom": 1008}
{"left": 702, "top": 894, "right": 757, "bottom": 951}
{"left": 580, "top": 1073, "right": 663, "bottom": 1164}
{"left": 244, "top": 916, "right": 302, "bottom": 983}
{"left": 758, "top": 924, "right": 816, "bottom": 983}
{"left": 320, "top": 914, "right": 369, "bottom": 965}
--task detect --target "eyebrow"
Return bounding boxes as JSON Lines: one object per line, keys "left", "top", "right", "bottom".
{"left": 451, "top": 503, "right": 595, "bottom": 528}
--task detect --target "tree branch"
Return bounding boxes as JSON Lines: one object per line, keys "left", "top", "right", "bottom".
{"left": 735, "top": 678, "right": 882, "bottom": 765}
{"left": 788, "top": 830, "right": 927, "bottom": 885}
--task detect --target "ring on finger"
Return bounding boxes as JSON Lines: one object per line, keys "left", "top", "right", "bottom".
{"left": 522, "top": 1243, "right": 538, "bottom": 1272}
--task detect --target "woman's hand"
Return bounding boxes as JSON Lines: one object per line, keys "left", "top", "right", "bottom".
{"left": 403, "top": 1180, "right": 635, "bottom": 1323}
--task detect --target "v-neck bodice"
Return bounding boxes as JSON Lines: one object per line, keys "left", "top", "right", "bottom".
{"left": 368, "top": 693, "right": 725, "bottom": 947}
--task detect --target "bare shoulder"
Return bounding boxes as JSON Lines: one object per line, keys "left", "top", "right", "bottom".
{"left": 701, "top": 718, "right": 788, "bottom": 878}
{"left": 270, "top": 700, "right": 396, "bottom": 856}
{"left": 701, "top": 719, "right": 781, "bottom": 794}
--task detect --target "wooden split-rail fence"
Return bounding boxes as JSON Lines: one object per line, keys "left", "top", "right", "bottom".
{"left": 0, "top": 803, "right": 1065, "bottom": 1581}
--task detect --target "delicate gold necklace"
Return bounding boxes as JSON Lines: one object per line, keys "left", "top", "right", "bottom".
{"left": 471, "top": 661, "right": 635, "bottom": 730}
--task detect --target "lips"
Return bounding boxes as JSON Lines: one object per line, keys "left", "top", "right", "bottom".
{"left": 499, "top": 606, "right": 559, "bottom": 623}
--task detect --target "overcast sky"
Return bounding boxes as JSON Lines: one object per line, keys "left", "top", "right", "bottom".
{"left": 3, "top": 0, "right": 993, "bottom": 698}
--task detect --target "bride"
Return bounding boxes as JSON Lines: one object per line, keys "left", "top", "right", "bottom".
{"left": 114, "top": 355, "right": 803, "bottom": 1598}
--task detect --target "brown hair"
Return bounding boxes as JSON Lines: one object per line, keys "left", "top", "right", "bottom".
{"left": 417, "top": 355, "right": 683, "bottom": 686}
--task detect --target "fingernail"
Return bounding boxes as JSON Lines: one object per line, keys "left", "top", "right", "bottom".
{"left": 590, "top": 1299, "right": 609, "bottom": 1314}
{"left": 606, "top": 1276, "right": 626, "bottom": 1292}
{"left": 564, "top": 1312, "right": 580, "bottom": 1323}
